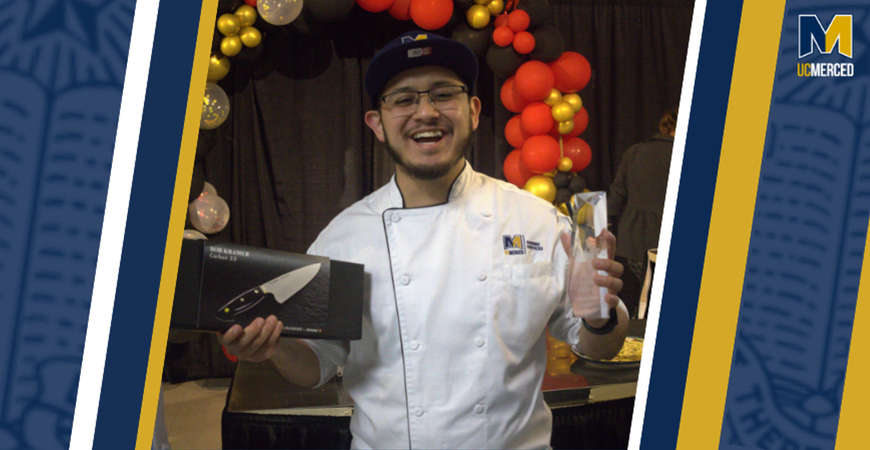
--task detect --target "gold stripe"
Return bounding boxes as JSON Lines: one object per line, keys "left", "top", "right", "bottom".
{"left": 675, "top": 0, "right": 786, "bottom": 447}
{"left": 134, "top": 0, "right": 218, "bottom": 448}
{"left": 835, "top": 223, "right": 870, "bottom": 448}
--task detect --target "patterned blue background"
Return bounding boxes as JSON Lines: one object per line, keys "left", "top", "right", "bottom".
{"left": 721, "top": 2, "right": 870, "bottom": 449}
{"left": 0, "top": 0, "right": 134, "bottom": 448}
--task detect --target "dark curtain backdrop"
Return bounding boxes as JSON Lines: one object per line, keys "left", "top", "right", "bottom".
{"left": 196, "top": 0, "right": 693, "bottom": 253}
{"left": 168, "top": 0, "right": 693, "bottom": 381}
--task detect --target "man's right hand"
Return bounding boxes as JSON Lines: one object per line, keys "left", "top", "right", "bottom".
{"left": 221, "top": 315, "right": 283, "bottom": 362}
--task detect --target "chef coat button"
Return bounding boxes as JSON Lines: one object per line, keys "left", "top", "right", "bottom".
{"left": 477, "top": 273, "right": 487, "bottom": 281}
{"left": 409, "top": 341, "right": 420, "bottom": 351}
{"left": 414, "top": 407, "right": 424, "bottom": 417}
{"left": 392, "top": 214, "right": 402, "bottom": 223}
{"left": 474, "top": 337, "right": 485, "bottom": 348}
{"left": 399, "top": 274, "right": 411, "bottom": 286}
{"left": 474, "top": 404, "right": 485, "bottom": 414}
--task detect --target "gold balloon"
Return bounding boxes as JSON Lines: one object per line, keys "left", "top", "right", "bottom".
{"left": 558, "top": 120, "right": 574, "bottom": 135}
{"left": 557, "top": 203, "right": 570, "bottom": 216}
{"left": 235, "top": 4, "right": 258, "bottom": 27}
{"left": 575, "top": 203, "right": 591, "bottom": 225}
{"left": 524, "top": 175, "right": 557, "bottom": 203}
{"left": 557, "top": 157, "right": 573, "bottom": 172}
{"left": 467, "top": 5, "right": 491, "bottom": 29}
{"left": 220, "top": 36, "right": 243, "bottom": 56}
{"left": 544, "top": 88, "right": 562, "bottom": 106}
{"left": 487, "top": 0, "right": 504, "bottom": 15}
{"left": 239, "top": 26, "right": 262, "bottom": 47}
{"left": 207, "top": 54, "right": 231, "bottom": 82}
{"left": 551, "top": 102, "right": 574, "bottom": 122}
{"left": 542, "top": 169, "right": 558, "bottom": 178}
{"left": 564, "top": 93, "right": 583, "bottom": 112}
{"left": 217, "top": 13, "right": 241, "bottom": 36}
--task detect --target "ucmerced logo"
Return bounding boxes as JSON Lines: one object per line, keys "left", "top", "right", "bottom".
{"left": 797, "top": 14, "right": 853, "bottom": 78}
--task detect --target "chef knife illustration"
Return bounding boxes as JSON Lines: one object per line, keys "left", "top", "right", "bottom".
{"left": 216, "top": 263, "right": 321, "bottom": 322}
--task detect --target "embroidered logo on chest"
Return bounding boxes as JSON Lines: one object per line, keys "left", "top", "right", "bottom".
{"left": 503, "top": 235, "right": 543, "bottom": 255}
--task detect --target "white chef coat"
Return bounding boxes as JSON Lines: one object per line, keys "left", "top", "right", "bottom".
{"left": 303, "top": 162, "right": 584, "bottom": 449}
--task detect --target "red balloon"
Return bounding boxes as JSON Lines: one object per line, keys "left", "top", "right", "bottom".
{"left": 494, "top": 14, "right": 508, "bottom": 28}
{"left": 505, "top": 116, "right": 528, "bottom": 148}
{"left": 507, "top": 10, "right": 530, "bottom": 32}
{"left": 244, "top": 0, "right": 257, "bottom": 6}
{"left": 389, "top": 0, "right": 412, "bottom": 20}
{"left": 410, "top": 0, "right": 453, "bottom": 30}
{"left": 550, "top": 51, "right": 592, "bottom": 93}
{"left": 563, "top": 136, "right": 592, "bottom": 172}
{"left": 570, "top": 107, "right": 589, "bottom": 136}
{"left": 503, "top": 149, "right": 534, "bottom": 187}
{"left": 521, "top": 135, "right": 560, "bottom": 173}
{"left": 356, "top": 0, "right": 395, "bottom": 13}
{"left": 513, "top": 31, "right": 535, "bottom": 54}
{"left": 520, "top": 102, "right": 554, "bottom": 135}
{"left": 500, "top": 77, "right": 528, "bottom": 113}
{"left": 492, "top": 26, "right": 514, "bottom": 47}
{"left": 514, "top": 61, "right": 554, "bottom": 102}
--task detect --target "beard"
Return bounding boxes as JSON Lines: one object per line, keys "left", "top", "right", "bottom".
{"left": 383, "top": 119, "right": 474, "bottom": 180}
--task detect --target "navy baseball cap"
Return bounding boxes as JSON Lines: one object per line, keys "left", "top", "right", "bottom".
{"left": 365, "top": 30, "right": 479, "bottom": 106}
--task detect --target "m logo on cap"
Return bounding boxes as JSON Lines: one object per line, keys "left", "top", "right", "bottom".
{"left": 401, "top": 33, "right": 429, "bottom": 44}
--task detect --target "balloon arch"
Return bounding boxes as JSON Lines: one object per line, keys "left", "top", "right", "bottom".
{"left": 200, "top": 0, "right": 593, "bottom": 220}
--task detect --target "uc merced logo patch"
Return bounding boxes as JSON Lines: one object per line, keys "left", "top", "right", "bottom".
{"left": 797, "top": 14, "right": 853, "bottom": 77}
{"left": 503, "top": 235, "right": 543, "bottom": 255}
{"left": 503, "top": 234, "right": 526, "bottom": 255}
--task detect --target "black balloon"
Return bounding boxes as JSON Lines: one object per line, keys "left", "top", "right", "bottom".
{"left": 569, "top": 174, "right": 587, "bottom": 193}
{"left": 486, "top": 45, "right": 525, "bottom": 79}
{"left": 555, "top": 187, "right": 572, "bottom": 205}
{"left": 306, "top": 0, "right": 355, "bottom": 22}
{"left": 519, "top": 0, "right": 553, "bottom": 28}
{"left": 553, "top": 171, "right": 572, "bottom": 188}
{"left": 452, "top": 22, "right": 490, "bottom": 57}
{"left": 530, "top": 26, "right": 564, "bottom": 62}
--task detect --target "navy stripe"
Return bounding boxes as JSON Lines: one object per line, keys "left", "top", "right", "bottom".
{"left": 92, "top": 1, "right": 202, "bottom": 448}
{"left": 640, "top": 0, "right": 745, "bottom": 447}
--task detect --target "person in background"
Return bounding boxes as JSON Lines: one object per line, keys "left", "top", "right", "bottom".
{"left": 222, "top": 31, "right": 629, "bottom": 449}
{"left": 608, "top": 109, "right": 677, "bottom": 318}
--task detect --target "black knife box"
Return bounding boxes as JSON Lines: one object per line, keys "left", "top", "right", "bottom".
{"left": 171, "top": 240, "right": 363, "bottom": 340}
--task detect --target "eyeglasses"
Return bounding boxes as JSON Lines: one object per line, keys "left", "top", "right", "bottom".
{"left": 380, "top": 85, "right": 469, "bottom": 115}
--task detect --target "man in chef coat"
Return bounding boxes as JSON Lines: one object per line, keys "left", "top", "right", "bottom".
{"left": 222, "top": 31, "right": 629, "bottom": 449}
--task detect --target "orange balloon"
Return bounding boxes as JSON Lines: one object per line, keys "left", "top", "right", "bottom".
{"left": 507, "top": 9, "right": 530, "bottom": 32}
{"left": 563, "top": 136, "right": 592, "bottom": 172}
{"left": 520, "top": 102, "right": 555, "bottom": 136}
{"left": 492, "top": 25, "right": 514, "bottom": 47}
{"left": 389, "top": 0, "right": 412, "bottom": 20}
{"left": 505, "top": 115, "right": 528, "bottom": 148}
{"left": 494, "top": 13, "right": 508, "bottom": 28}
{"left": 503, "top": 149, "right": 534, "bottom": 187}
{"left": 512, "top": 31, "right": 535, "bottom": 54}
{"left": 521, "top": 135, "right": 560, "bottom": 173}
{"left": 514, "top": 60, "right": 554, "bottom": 102}
{"left": 500, "top": 77, "right": 528, "bottom": 113}
{"left": 356, "top": 0, "right": 395, "bottom": 13}
{"left": 410, "top": 0, "right": 453, "bottom": 30}
{"left": 550, "top": 51, "right": 592, "bottom": 93}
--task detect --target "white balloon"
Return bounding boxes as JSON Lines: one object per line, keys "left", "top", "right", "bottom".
{"left": 183, "top": 229, "right": 208, "bottom": 240}
{"left": 201, "top": 82, "right": 230, "bottom": 130}
{"left": 257, "top": 0, "right": 304, "bottom": 26}
{"left": 189, "top": 193, "right": 230, "bottom": 234}
{"left": 202, "top": 181, "right": 218, "bottom": 196}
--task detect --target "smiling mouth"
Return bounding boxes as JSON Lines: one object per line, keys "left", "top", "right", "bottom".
{"left": 410, "top": 129, "right": 447, "bottom": 144}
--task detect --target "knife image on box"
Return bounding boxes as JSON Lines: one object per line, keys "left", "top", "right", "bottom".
{"left": 216, "top": 262, "right": 321, "bottom": 322}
